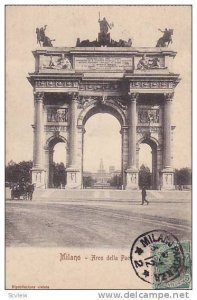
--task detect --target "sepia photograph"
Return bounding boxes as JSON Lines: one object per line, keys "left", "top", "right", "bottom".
{"left": 5, "top": 5, "right": 192, "bottom": 290}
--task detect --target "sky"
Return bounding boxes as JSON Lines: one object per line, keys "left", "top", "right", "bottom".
{"left": 6, "top": 5, "right": 192, "bottom": 171}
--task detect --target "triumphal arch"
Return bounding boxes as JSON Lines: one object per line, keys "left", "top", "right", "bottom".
{"left": 28, "top": 28, "right": 180, "bottom": 190}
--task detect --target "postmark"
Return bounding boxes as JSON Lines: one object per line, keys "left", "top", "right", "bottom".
{"left": 130, "top": 230, "right": 185, "bottom": 285}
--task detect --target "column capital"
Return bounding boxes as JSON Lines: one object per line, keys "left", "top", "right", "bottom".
{"left": 34, "top": 92, "right": 44, "bottom": 102}
{"left": 128, "top": 92, "right": 139, "bottom": 102}
{"left": 164, "top": 92, "right": 174, "bottom": 102}
{"left": 70, "top": 92, "right": 79, "bottom": 101}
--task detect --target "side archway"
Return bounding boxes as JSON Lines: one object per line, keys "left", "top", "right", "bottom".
{"left": 46, "top": 134, "right": 68, "bottom": 149}
{"left": 45, "top": 135, "right": 68, "bottom": 188}
{"left": 137, "top": 136, "right": 159, "bottom": 189}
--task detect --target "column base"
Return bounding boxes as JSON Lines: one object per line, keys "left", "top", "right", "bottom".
{"left": 160, "top": 168, "right": 175, "bottom": 190}
{"left": 31, "top": 168, "right": 46, "bottom": 189}
{"left": 125, "top": 168, "right": 139, "bottom": 190}
{"left": 66, "top": 167, "right": 82, "bottom": 189}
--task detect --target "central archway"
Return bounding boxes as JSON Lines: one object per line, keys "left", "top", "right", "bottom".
{"left": 83, "top": 113, "right": 121, "bottom": 188}
{"left": 78, "top": 102, "right": 127, "bottom": 189}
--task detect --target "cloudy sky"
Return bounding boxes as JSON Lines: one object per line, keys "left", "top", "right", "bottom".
{"left": 6, "top": 5, "right": 191, "bottom": 171}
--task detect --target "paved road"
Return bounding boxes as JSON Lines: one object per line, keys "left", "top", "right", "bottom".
{"left": 6, "top": 199, "right": 191, "bottom": 248}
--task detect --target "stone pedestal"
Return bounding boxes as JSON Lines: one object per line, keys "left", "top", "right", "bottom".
{"left": 125, "top": 168, "right": 139, "bottom": 189}
{"left": 66, "top": 168, "right": 81, "bottom": 189}
{"left": 160, "top": 168, "right": 175, "bottom": 190}
{"left": 31, "top": 168, "right": 46, "bottom": 189}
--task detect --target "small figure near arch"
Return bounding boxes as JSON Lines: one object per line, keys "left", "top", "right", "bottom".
{"left": 141, "top": 186, "right": 149, "bottom": 205}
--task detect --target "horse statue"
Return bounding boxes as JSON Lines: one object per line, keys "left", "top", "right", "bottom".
{"left": 156, "top": 28, "right": 173, "bottom": 47}
{"left": 36, "top": 25, "right": 55, "bottom": 47}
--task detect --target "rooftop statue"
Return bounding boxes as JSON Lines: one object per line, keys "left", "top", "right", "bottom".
{"left": 98, "top": 16, "right": 113, "bottom": 35}
{"left": 156, "top": 28, "right": 173, "bottom": 47}
{"left": 76, "top": 14, "right": 132, "bottom": 47}
{"left": 36, "top": 25, "right": 55, "bottom": 47}
{"left": 98, "top": 15, "right": 113, "bottom": 46}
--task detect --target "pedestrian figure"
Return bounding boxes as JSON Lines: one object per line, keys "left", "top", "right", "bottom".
{"left": 141, "top": 186, "right": 149, "bottom": 205}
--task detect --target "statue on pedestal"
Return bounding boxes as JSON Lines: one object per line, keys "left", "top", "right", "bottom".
{"left": 76, "top": 14, "right": 132, "bottom": 47}
{"left": 98, "top": 14, "right": 113, "bottom": 46}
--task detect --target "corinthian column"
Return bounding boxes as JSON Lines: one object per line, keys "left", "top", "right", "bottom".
{"left": 126, "top": 93, "right": 139, "bottom": 189}
{"left": 163, "top": 93, "right": 173, "bottom": 168}
{"left": 32, "top": 92, "right": 46, "bottom": 189}
{"left": 69, "top": 93, "right": 78, "bottom": 168}
{"left": 161, "top": 92, "right": 174, "bottom": 190}
{"left": 128, "top": 93, "right": 138, "bottom": 169}
{"left": 66, "top": 93, "right": 82, "bottom": 189}
{"left": 33, "top": 92, "right": 44, "bottom": 168}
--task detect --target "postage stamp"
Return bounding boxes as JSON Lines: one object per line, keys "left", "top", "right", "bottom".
{"left": 130, "top": 230, "right": 191, "bottom": 288}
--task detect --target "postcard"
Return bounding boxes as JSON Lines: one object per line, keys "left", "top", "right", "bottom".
{"left": 5, "top": 5, "right": 192, "bottom": 291}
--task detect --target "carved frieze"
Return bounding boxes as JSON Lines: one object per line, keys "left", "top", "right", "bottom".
{"left": 79, "top": 82, "right": 121, "bottom": 91}
{"left": 130, "top": 81, "right": 175, "bottom": 89}
{"left": 47, "top": 108, "right": 69, "bottom": 122}
{"left": 35, "top": 80, "right": 78, "bottom": 88}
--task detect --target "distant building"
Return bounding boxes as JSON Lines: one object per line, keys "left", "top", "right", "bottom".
{"left": 109, "top": 166, "right": 115, "bottom": 173}
{"left": 83, "top": 159, "right": 121, "bottom": 187}
{"left": 92, "top": 159, "right": 110, "bottom": 185}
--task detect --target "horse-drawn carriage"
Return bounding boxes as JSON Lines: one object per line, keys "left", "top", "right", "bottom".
{"left": 11, "top": 183, "right": 34, "bottom": 200}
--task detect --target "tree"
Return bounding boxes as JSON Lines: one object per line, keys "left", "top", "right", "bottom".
{"left": 109, "top": 174, "right": 122, "bottom": 188}
{"left": 174, "top": 168, "right": 192, "bottom": 186}
{"left": 6, "top": 160, "right": 33, "bottom": 183}
{"left": 83, "top": 176, "right": 95, "bottom": 188}
{"left": 52, "top": 162, "right": 66, "bottom": 188}
{"left": 139, "top": 164, "right": 151, "bottom": 189}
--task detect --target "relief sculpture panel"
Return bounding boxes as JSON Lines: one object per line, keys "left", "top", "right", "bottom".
{"left": 47, "top": 108, "right": 69, "bottom": 122}
{"left": 138, "top": 108, "right": 160, "bottom": 123}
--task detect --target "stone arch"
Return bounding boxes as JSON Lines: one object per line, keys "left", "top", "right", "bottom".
{"left": 45, "top": 134, "right": 68, "bottom": 188}
{"left": 137, "top": 136, "right": 159, "bottom": 148}
{"left": 46, "top": 134, "right": 68, "bottom": 150}
{"left": 77, "top": 101, "right": 127, "bottom": 127}
{"left": 78, "top": 101, "right": 125, "bottom": 189}
{"left": 137, "top": 136, "right": 159, "bottom": 189}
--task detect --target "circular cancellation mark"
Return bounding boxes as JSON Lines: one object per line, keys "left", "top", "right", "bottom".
{"left": 130, "top": 230, "right": 185, "bottom": 285}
